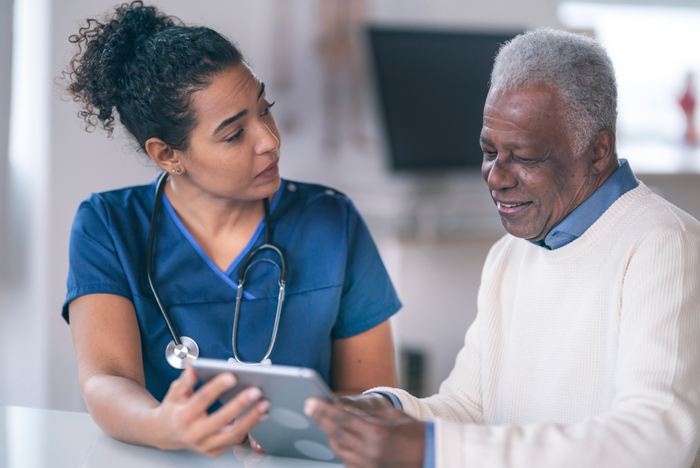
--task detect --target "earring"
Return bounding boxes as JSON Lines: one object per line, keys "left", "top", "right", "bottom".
{"left": 174, "top": 168, "right": 182, "bottom": 173}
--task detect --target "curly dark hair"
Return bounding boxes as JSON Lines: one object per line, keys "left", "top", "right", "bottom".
{"left": 65, "top": 1, "right": 245, "bottom": 151}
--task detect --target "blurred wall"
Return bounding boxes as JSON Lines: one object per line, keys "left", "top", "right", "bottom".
{"left": 2, "top": 0, "right": 700, "bottom": 411}
{"left": 0, "top": 0, "right": 12, "bottom": 275}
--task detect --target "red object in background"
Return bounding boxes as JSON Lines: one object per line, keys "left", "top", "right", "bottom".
{"left": 679, "top": 72, "right": 698, "bottom": 146}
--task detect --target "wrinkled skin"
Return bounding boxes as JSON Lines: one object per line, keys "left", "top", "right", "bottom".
{"left": 305, "top": 398, "right": 425, "bottom": 468}
{"left": 480, "top": 85, "right": 617, "bottom": 241}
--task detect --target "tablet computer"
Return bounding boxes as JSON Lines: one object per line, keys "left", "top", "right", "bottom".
{"left": 191, "top": 358, "right": 339, "bottom": 463}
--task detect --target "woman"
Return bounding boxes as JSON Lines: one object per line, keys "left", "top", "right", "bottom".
{"left": 63, "top": 1, "right": 400, "bottom": 457}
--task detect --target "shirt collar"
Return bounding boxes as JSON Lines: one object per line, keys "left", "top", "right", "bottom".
{"left": 531, "top": 159, "right": 639, "bottom": 250}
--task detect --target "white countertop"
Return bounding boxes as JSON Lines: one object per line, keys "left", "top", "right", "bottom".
{"left": 0, "top": 406, "right": 342, "bottom": 468}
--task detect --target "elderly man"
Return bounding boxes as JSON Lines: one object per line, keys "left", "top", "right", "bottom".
{"left": 305, "top": 29, "right": 700, "bottom": 468}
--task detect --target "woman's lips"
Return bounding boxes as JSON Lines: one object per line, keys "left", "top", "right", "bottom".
{"left": 496, "top": 201, "right": 532, "bottom": 215}
{"left": 256, "top": 162, "right": 279, "bottom": 180}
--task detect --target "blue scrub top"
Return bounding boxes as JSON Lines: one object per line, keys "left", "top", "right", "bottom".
{"left": 63, "top": 178, "right": 401, "bottom": 402}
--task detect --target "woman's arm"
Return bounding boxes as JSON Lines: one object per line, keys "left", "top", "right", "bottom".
{"left": 70, "top": 293, "right": 268, "bottom": 457}
{"left": 330, "top": 319, "right": 398, "bottom": 395}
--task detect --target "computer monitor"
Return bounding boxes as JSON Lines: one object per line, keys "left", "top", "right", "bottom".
{"left": 367, "top": 27, "right": 521, "bottom": 171}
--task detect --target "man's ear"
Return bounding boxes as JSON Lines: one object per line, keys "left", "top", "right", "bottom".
{"left": 144, "top": 138, "right": 186, "bottom": 174}
{"left": 590, "top": 130, "right": 616, "bottom": 175}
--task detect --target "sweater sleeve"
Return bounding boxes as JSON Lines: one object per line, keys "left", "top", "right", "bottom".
{"left": 434, "top": 228, "right": 700, "bottom": 468}
{"left": 368, "top": 313, "right": 484, "bottom": 424}
{"left": 371, "top": 228, "right": 700, "bottom": 468}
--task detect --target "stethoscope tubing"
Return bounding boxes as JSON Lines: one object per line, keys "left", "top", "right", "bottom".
{"left": 147, "top": 172, "right": 183, "bottom": 347}
{"left": 147, "top": 171, "right": 288, "bottom": 368}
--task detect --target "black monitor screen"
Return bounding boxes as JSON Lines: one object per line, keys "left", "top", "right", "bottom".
{"left": 368, "top": 28, "right": 521, "bottom": 170}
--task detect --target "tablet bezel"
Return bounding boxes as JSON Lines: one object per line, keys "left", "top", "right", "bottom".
{"left": 191, "top": 358, "right": 339, "bottom": 463}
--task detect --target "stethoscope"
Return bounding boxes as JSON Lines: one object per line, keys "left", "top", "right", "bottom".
{"left": 147, "top": 172, "right": 288, "bottom": 369}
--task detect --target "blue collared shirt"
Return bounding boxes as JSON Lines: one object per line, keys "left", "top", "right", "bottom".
{"left": 531, "top": 159, "right": 639, "bottom": 250}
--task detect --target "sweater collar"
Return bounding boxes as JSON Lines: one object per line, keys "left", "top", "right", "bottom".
{"left": 531, "top": 159, "right": 639, "bottom": 250}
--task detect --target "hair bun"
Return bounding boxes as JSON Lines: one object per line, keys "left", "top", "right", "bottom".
{"left": 66, "top": 1, "right": 181, "bottom": 134}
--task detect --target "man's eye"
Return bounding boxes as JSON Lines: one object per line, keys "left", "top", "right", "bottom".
{"left": 514, "top": 155, "right": 537, "bottom": 164}
{"left": 261, "top": 101, "right": 276, "bottom": 116}
{"left": 225, "top": 129, "right": 243, "bottom": 143}
{"left": 482, "top": 151, "right": 497, "bottom": 159}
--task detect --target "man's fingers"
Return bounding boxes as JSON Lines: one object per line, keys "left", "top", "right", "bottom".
{"left": 327, "top": 435, "right": 369, "bottom": 467}
{"left": 304, "top": 398, "right": 366, "bottom": 440}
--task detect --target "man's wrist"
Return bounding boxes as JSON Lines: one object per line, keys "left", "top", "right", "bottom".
{"left": 422, "top": 421, "right": 435, "bottom": 468}
{"left": 369, "top": 391, "right": 403, "bottom": 410}
{"left": 339, "top": 393, "right": 396, "bottom": 412}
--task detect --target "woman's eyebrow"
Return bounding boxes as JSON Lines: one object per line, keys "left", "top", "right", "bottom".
{"left": 212, "top": 82, "right": 267, "bottom": 137}
{"left": 212, "top": 109, "right": 248, "bottom": 136}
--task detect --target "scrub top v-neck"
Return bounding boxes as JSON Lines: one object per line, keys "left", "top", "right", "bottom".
{"left": 63, "top": 178, "right": 402, "bottom": 402}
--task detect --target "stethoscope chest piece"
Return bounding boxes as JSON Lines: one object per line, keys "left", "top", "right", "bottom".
{"left": 165, "top": 336, "right": 200, "bottom": 369}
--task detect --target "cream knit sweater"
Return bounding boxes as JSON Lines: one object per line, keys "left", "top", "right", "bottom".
{"left": 373, "top": 184, "right": 700, "bottom": 468}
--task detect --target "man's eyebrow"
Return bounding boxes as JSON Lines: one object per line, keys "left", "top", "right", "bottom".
{"left": 212, "top": 109, "right": 248, "bottom": 136}
{"left": 480, "top": 136, "right": 521, "bottom": 151}
{"left": 257, "top": 82, "right": 265, "bottom": 101}
{"left": 480, "top": 136, "right": 494, "bottom": 146}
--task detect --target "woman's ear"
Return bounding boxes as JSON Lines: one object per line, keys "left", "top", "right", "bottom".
{"left": 145, "top": 138, "right": 186, "bottom": 174}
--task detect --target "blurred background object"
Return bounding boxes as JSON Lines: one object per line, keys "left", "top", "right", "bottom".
{"left": 368, "top": 28, "right": 520, "bottom": 170}
{"left": 558, "top": 2, "right": 700, "bottom": 171}
{"left": 319, "top": 0, "right": 368, "bottom": 153}
{"left": 679, "top": 72, "right": 698, "bottom": 146}
{"left": 1, "top": 0, "right": 700, "bottom": 414}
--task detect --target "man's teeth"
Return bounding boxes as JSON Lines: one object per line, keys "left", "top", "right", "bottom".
{"left": 500, "top": 202, "right": 525, "bottom": 208}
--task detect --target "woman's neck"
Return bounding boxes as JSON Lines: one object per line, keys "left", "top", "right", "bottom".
{"left": 164, "top": 176, "right": 264, "bottom": 237}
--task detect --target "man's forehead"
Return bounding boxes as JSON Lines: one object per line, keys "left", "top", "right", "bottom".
{"left": 482, "top": 85, "right": 561, "bottom": 134}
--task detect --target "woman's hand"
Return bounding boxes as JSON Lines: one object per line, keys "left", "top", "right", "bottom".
{"left": 151, "top": 365, "right": 269, "bottom": 457}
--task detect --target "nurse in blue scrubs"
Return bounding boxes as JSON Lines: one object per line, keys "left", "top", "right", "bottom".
{"left": 62, "top": 1, "right": 400, "bottom": 457}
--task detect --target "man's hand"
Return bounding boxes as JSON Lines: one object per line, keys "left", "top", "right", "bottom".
{"left": 337, "top": 393, "right": 396, "bottom": 414}
{"left": 304, "top": 397, "right": 425, "bottom": 468}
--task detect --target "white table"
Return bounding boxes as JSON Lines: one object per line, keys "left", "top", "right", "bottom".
{"left": 0, "top": 406, "right": 343, "bottom": 468}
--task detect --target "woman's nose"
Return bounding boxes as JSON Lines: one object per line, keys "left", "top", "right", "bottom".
{"left": 254, "top": 121, "right": 279, "bottom": 155}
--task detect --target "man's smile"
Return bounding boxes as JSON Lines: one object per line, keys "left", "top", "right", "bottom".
{"left": 495, "top": 200, "right": 533, "bottom": 215}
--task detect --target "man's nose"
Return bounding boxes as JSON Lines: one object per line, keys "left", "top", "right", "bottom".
{"left": 254, "top": 121, "right": 279, "bottom": 155}
{"left": 484, "top": 156, "right": 517, "bottom": 191}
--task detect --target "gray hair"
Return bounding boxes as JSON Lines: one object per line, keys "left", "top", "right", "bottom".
{"left": 490, "top": 28, "right": 617, "bottom": 156}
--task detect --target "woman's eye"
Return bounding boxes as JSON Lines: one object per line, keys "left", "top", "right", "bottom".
{"left": 261, "top": 101, "right": 276, "bottom": 116}
{"left": 225, "top": 129, "right": 243, "bottom": 143}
